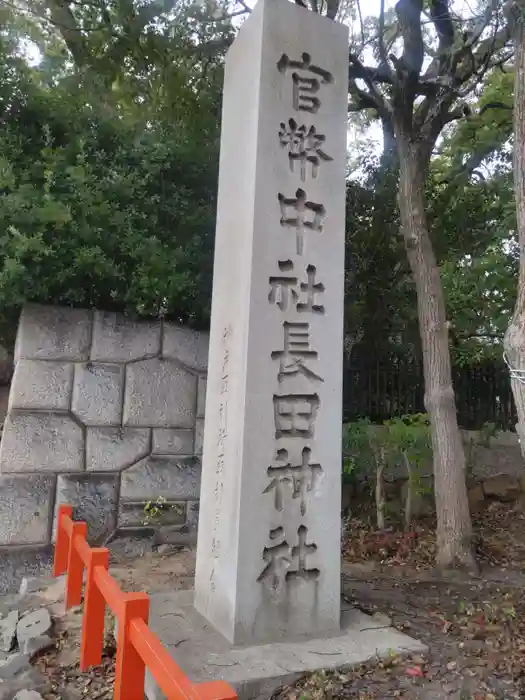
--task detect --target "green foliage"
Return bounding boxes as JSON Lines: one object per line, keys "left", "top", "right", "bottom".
{"left": 342, "top": 414, "right": 432, "bottom": 486}
{"left": 0, "top": 1, "right": 229, "bottom": 341}
{"left": 143, "top": 495, "right": 180, "bottom": 525}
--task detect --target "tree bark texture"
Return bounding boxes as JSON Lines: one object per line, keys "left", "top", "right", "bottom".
{"left": 504, "top": 2, "right": 525, "bottom": 456}
{"left": 396, "top": 134, "right": 476, "bottom": 570}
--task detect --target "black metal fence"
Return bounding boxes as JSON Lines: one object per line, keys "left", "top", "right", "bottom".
{"left": 343, "top": 357, "right": 516, "bottom": 431}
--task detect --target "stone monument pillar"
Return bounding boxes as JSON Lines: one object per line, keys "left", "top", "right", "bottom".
{"left": 194, "top": 0, "right": 349, "bottom": 645}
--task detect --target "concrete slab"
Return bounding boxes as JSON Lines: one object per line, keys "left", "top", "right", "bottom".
{"left": 145, "top": 590, "right": 427, "bottom": 700}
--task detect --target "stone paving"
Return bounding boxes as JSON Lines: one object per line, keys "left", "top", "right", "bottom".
{"left": 0, "top": 576, "right": 64, "bottom": 699}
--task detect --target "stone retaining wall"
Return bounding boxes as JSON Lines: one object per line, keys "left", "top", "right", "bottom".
{"left": 0, "top": 304, "right": 209, "bottom": 590}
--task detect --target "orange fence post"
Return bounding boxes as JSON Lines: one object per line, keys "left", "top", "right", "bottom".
{"left": 80, "top": 547, "right": 109, "bottom": 671}
{"left": 53, "top": 510, "right": 238, "bottom": 700}
{"left": 65, "top": 521, "right": 87, "bottom": 609}
{"left": 53, "top": 504, "right": 73, "bottom": 577}
{"left": 114, "top": 593, "right": 149, "bottom": 700}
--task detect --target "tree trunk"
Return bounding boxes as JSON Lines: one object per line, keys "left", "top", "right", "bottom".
{"left": 396, "top": 134, "right": 477, "bottom": 570}
{"left": 503, "top": 2, "right": 525, "bottom": 456}
{"left": 402, "top": 450, "right": 412, "bottom": 531}
{"left": 375, "top": 450, "right": 386, "bottom": 530}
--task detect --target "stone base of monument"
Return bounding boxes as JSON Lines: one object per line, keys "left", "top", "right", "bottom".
{"left": 144, "top": 590, "right": 427, "bottom": 700}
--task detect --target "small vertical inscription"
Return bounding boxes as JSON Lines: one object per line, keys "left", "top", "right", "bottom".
{"left": 210, "top": 324, "right": 233, "bottom": 593}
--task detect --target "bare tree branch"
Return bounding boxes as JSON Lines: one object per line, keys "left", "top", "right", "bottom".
{"left": 395, "top": 0, "right": 425, "bottom": 76}
{"left": 378, "top": 0, "right": 392, "bottom": 77}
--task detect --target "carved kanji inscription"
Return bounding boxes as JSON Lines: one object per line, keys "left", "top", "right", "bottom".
{"left": 273, "top": 393, "right": 320, "bottom": 439}
{"left": 271, "top": 321, "right": 323, "bottom": 382}
{"left": 258, "top": 525, "right": 320, "bottom": 591}
{"left": 268, "top": 261, "right": 325, "bottom": 314}
{"left": 278, "top": 189, "right": 325, "bottom": 256}
{"left": 277, "top": 52, "right": 334, "bottom": 113}
{"left": 279, "top": 118, "right": 333, "bottom": 181}
{"left": 263, "top": 446, "right": 323, "bottom": 515}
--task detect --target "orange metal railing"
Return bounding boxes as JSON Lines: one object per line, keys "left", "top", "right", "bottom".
{"left": 53, "top": 504, "right": 237, "bottom": 700}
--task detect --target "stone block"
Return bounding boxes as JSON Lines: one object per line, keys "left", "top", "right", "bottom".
{"left": 0, "top": 667, "right": 50, "bottom": 699}
{"left": 121, "top": 456, "right": 201, "bottom": 502}
{"left": 15, "top": 305, "right": 91, "bottom": 362}
{"left": 72, "top": 363, "right": 124, "bottom": 426}
{"left": 86, "top": 427, "right": 150, "bottom": 472}
{"left": 0, "top": 610, "right": 18, "bottom": 652}
{"left": 0, "top": 475, "right": 55, "bottom": 545}
{"left": 162, "top": 324, "right": 209, "bottom": 373}
{"left": 482, "top": 474, "right": 521, "bottom": 502}
{"left": 91, "top": 311, "right": 161, "bottom": 363}
{"left": 16, "top": 609, "right": 52, "bottom": 649}
{"left": 118, "top": 501, "right": 186, "bottom": 529}
{"left": 193, "top": 0, "right": 349, "bottom": 644}
{"left": 186, "top": 500, "right": 200, "bottom": 529}
{"left": 194, "top": 419, "right": 204, "bottom": 456}
{"left": 197, "top": 377, "right": 207, "bottom": 418}
{"left": 123, "top": 359, "right": 196, "bottom": 428}
{"left": 144, "top": 591, "right": 427, "bottom": 700}
{"left": 54, "top": 474, "right": 119, "bottom": 544}
{"left": 152, "top": 429, "right": 193, "bottom": 456}
{"left": 0, "top": 414, "right": 84, "bottom": 473}
{"left": 0, "top": 653, "right": 30, "bottom": 679}
{"left": 9, "top": 361, "right": 74, "bottom": 411}
{"left": 14, "top": 690, "right": 46, "bottom": 700}
{"left": 0, "top": 546, "right": 53, "bottom": 596}
{"left": 21, "top": 634, "right": 54, "bottom": 656}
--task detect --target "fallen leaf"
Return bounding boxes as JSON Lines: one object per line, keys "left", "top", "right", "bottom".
{"left": 405, "top": 666, "right": 424, "bottom": 678}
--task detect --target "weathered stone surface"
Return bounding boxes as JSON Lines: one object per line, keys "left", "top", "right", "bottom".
{"left": 197, "top": 377, "right": 207, "bottom": 418}
{"left": 0, "top": 547, "right": 53, "bottom": 597}
{"left": 194, "top": 419, "right": 204, "bottom": 456}
{"left": 0, "top": 610, "right": 18, "bottom": 652}
{"left": 16, "top": 609, "right": 52, "bottom": 650}
{"left": 186, "top": 500, "right": 199, "bottom": 529}
{"left": 483, "top": 474, "right": 522, "bottom": 502}
{"left": 121, "top": 456, "right": 200, "bottom": 501}
{"left": 118, "top": 501, "right": 186, "bottom": 529}
{"left": 21, "top": 634, "right": 54, "bottom": 657}
{"left": 91, "top": 311, "right": 161, "bottom": 363}
{"left": 72, "top": 363, "right": 124, "bottom": 426}
{"left": 15, "top": 305, "right": 91, "bottom": 362}
{"left": 19, "top": 578, "right": 45, "bottom": 597}
{"left": 0, "top": 653, "right": 30, "bottom": 679}
{"left": 86, "top": 427, "right": 150, "bottom": 472}
{"left": 162, "top": 325, "right": 209, "bottom": 373}
{"left": 152, "top": 429, "right": 193, "bottom": 456}
{"left": 9, "top": 361, "right": 74, "bottom": 412}
{"left": 0, "top": 475, "right": 55, "bottom": 545}
{"left": 0, "top": 414, "right": 84, "bottom": 474}
{"left": 54, "top": 474, "right": 119, "bottom": 544}
{"left": 0, "top": 666, "right": 52, "bottom": 700}
{"left": 0, "top": 667, "right": 50, "bottom": 700}
{"left": 13, "top": 691, "right": 45, "bottom": 700}
{"left": 123, "top": 359, "right": 196, "bottom": 428}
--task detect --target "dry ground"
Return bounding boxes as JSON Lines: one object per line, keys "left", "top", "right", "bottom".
{"left": 32, "top": 503, "right": 525, "bottom": 700}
